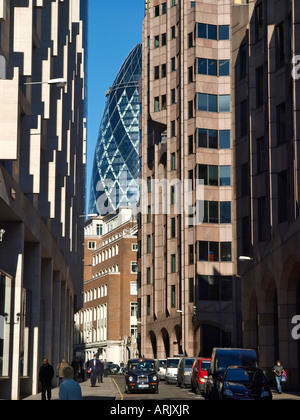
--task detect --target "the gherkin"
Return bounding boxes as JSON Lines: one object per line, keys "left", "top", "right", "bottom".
{"left": 89, "top": 44, "right": 142, "bottom": 215}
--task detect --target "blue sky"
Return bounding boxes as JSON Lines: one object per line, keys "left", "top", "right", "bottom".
{"left": 86, "top": 0, "right": 144, "bottom": 211}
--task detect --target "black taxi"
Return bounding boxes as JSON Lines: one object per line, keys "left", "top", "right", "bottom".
{"left": 125, "top": 358, "right": 159, "bottom": 394}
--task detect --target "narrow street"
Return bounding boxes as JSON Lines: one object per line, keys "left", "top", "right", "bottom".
{"left": 112, "top": 375, "right": 204, "bottom": 401}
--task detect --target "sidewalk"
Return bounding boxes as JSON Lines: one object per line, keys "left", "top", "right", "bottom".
{"left": 23, "top": 376, "right": 120, "bottom": 401}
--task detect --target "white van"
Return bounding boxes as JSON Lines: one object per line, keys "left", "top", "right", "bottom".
{"left": 165, "top": 357, "right": 180, "bottom": 384}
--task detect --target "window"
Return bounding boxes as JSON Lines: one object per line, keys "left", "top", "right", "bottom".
{"left": 220, "top": 242, "right": 232, "bottom": 261}
{"left": 161, "top": 94, "right": 167, "bottom": 110}
{"left": 188, "top": 32, "right": 193, "bottom": 48}
{"left": 147, "top": 267, "right": 151, "bottom": 284}
{"left": 220, "top": 202, "right": 231, "bottom": 224}
{"left": 203, "top": 201, "right": 219, "bottom": 224}
{"left": 219, "top": 130, "right": 231, "bottom": 149}
{"left": 219, "top": 166, "right": 231, "bottom": 186}
{"left": 154, "top": 66, "right": 160, "bottom": 80}
{"left": 197, "top": 129, "right": 230, "bottom": 149}
{"left": 88, "top": 241, "right": 96, "bottom": 250}
{"left": 278, "top": 170, "right": 288, "bottom": 223}
{"left": 147, "top": 205, "right": 151, "bottom": 223}
{"left": 188, "top": 244, "right": 194, "bottom": 264}
{"left": 131, "top": 261, "right": 138, "bottom": 273}
{"left": 240, "top": 43, "right": 247, "bottom": 79}
{"left": 155, "top": 5, "right": 160, "bottom": 17}
{"left": 218, "top": 25, "right": 230, "bottom": 40}
{"left": 132, "top": 243, "right": 138, "bottom": 251}
{"left": 197, "top": 275, "right": 233, "bottom": 302}
{"left": 162, "top": 3, "right": 167, "bottom": 14}
{"left": 197, "top": 241, "right": 219, "bottom": 261}
{"left": 275, "top": 22, "right": 285, "bottom": 69}
{"left": 171, "top": 120, "right": 176, "bottom": 137}
{"left": 197, "top": 23, "right": 229, "bottom": 41}
{"left": 130, "top": 282, "right": 138, "bottom": 295}
{"left": 147, "top": 295, "right": 151, "bottom": 315}
{"left": 154, "top": 35, "right": 160, "bottom": 48}
{"left": 188, "top": 66, "right": 193, "bottom": 83}
{"left": 161, "top": 63, "right": 166, "bottom": 78}
{"left": 171, "top": 217, "right": 176, "bottom": 238}
{"left": 189, "top": 278, "right": 194, "bottom": 303}
{"left": 276, "top": 102, "right": 286, "bottom": 145}
{"left": 170, "top": 185, "right": 175, "bottom": 204}
{"left": 197, "top": 93, "right": 217, "bottom": 112}
{"left": 171, "top": 152, "right": 176, "bottom": 170}
{"left": 188, "top": 100, "right": 194, "bottom": 118}
{"left": 171, "top": 57, "right": 176, "bottom": 71}
{"left": 147, "top": 235, "right": 151, "bottom": 253}
{"left": 161, "top": 33, "right": 167, "bottom": 46}
{"left": 171, "top": 254, "right": 176, "bottom": 273}
{"left": 171, "top": 88, "right": 176, "bottom": 104}
{"left": 154, "top": 96, "right": 159, "bottom": 112}
{"left": 197, "top": 241, "right": 232, "bottom": 262}
{"left": 257, "top": 136, "right": 267, "bottom": 173}
{"left": 188, "top": 134, "right": 193, "bottom": 154}
{"left": 171, "top": 25, "right": 176, "bottom": 39}
{"left": 219, "top": 60, "right": 230, "bottom": 76}
{"left": 256, "top": 66, "right": 264, "bottom": 107}
{"left": 171, "top": 285, "right": 176, "bottom": 308}
{"left": 171, "top": 0, "right": 176, "bottom": 7}
{"left": 197, "top": 164, "right": 218, "bottom": 186}
{"left": 219, "top": 95, "right": 231, "bottom": 112}
{"left": 258, "top": 196, "right": 266, "bottom": 242}
{"left": 255, "top": 3, "right": 263, "bottom": 42}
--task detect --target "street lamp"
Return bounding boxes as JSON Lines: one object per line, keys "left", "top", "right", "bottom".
{"left": 238, "top": 256, "right": 255, "bottom": 261}
{"left": 23, "top": 78, "right": 67, "bottom": 87}
{"left": 0, "top": 229, "right": 5, "bottom": 242}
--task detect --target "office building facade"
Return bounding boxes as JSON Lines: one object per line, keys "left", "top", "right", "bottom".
{"left": 0, "top": 0, "right": 87, "bottom": 399}
{"left": 89, "top": 44, "right": 142, "bottom": 216}
{"left": 233, "top": 0, "right": 300, "bottom": 389}
{"left": 138, "top": 0, "right": 241, "bottom": 359}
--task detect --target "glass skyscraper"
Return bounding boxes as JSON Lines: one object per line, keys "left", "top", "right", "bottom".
{"left": 89, "top": 44, "right": 142, "bottom": 215}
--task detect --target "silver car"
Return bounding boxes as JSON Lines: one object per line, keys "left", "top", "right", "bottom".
{"left": 177, "top": 357, "right": 195, "bottom": 388}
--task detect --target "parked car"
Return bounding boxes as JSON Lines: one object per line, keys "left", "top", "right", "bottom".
{"left": 177, "top": 357, "right": 195, "bottom": 388}
{"left": 125, "top": 358, "right": 159, "bottom": 394}
{"left": 156, "top": 359, "right": 167, "bottom": 380}
{"left": 191, "top": 358, "right": 211, "bottom": 395}
{"left": 206, "top": 348, "right": 258, "bottom": 400}
{"left": 165, "top": 357, "right": 180, "bottom": 384}
{"left": 219, "top": 366, "right": 272, "bottom": 400}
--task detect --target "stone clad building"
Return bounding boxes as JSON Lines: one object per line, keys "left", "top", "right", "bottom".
{"left": 0, "top": 0, "right": 87, "bottom": 399}
{"left": 138, "top": 0, "right": 241, "bottom": 359}
{"left": 75, "top": 209, "right": 138, "bottom": 365}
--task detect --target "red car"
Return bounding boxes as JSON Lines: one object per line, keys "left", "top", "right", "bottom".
{"left": 191, "top": 358, "right": 211, "bottom": 395}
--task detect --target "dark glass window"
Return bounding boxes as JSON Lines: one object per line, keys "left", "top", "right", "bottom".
{"left": 219, "top": 130, "right": 231, "bottom": 149}
{"left": 218, "top": 25, "right": 230, "bottom": 40}
{"left": 220, "top": 202, "right": 231, "bottom": 224}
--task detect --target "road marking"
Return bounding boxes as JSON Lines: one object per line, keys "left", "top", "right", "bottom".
{"left": 112, "top": 378, "right": 124, "bottom": 401}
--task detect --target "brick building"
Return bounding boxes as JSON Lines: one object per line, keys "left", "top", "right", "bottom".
{"left": 74, "top": 209, "right": 138, "bottom": 365}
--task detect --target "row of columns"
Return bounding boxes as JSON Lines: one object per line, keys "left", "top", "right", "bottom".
{"left": 0, "top": 221, "right": 74, "bottom": 400}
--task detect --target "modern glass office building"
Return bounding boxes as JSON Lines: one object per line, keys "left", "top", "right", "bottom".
{"left": 89, "top": 44, "right": 142, "bottom": 215}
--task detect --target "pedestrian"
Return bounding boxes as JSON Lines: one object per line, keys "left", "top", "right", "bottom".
{"left": 39, "top": 358, "right": 54, "bottom": 401}
{"left": 57, "top": 359, "right": 71, "bottom": 385}
{"left": 273, "top": 360, "right": 284, "bottom": 394}
{"left": 59, "top": 366, "right": 82, "bottom": 400}
{"left": 71, "top": 357, "right": 81, "bottom": 381}
{"left": 103, "top": 359, "right": 109, "bottom": 377}
{"left": 98, "top": 358, "right": 104, "bottom": 383}
{"left": 88, "top": 354, "right": 100, "bottom": 387}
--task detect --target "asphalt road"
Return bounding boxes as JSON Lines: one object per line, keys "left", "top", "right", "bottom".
{"left": 111, "top": 375, "right": 205, "bottom": 401}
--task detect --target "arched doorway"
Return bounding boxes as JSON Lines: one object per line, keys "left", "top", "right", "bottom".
{"left": 149, "top": 330, "right": 157, "bottom": 359}
{"left": 161, "top": 328, "right": 170, "bottom": 358}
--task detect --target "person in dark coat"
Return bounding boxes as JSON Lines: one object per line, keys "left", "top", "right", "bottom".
{"left": 98, "top": 358, "right": 104, "bottom": 383}
{"left": 88, "top": 355, "right": 100, "bottom": 387}
{"left": 39, "top": 358, "right": 54, "bottom": 400}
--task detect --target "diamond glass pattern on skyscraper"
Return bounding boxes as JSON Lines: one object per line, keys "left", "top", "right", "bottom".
{"left": 89, "top": 44, "right": 142, "bottom": 215}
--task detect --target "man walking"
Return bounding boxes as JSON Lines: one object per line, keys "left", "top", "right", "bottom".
{"left": 88, "top": 354, "right": 100, "bottom": 387}
{"left": 39, "top": 358, "right": 54, "bottom": 400}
